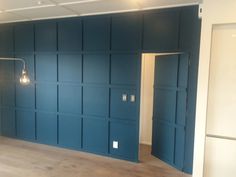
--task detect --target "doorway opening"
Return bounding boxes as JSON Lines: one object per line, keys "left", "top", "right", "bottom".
{"left": 139, "top": 52, "right": 188, "bottom": 172}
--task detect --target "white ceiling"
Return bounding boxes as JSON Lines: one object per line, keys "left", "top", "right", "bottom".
{"left": 0, "top": 0, "right": 200, "bottom": 23}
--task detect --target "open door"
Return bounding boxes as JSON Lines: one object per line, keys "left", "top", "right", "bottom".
{"left": 151, "top": 54, "right": 189, "bottom": 171}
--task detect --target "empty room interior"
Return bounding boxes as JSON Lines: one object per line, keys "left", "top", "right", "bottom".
{"left": 0, "top": 0, "right": 235, "bottom": 177}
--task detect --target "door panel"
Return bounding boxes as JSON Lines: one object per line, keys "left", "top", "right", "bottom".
{"left": 152, "top": 54, "right": 188, "bottom": 171}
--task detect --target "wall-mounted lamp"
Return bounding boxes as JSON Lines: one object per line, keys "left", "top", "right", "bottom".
{"left": 0, "top": 57, "right": 30, "bottom": 85}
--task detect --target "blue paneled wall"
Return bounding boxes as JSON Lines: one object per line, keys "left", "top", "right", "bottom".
{"left": 0, "top": 6, "right": 200, "bottom": 173}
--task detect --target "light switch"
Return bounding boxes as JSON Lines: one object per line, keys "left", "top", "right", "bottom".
{"left": 113, "top": 141, "right": 119, "bottom": 149}
{"left": 130, "top": 95, "right": 135, "bottom": 102}
{"left": 122, "top": 94, "right": 127, "bottom": 102}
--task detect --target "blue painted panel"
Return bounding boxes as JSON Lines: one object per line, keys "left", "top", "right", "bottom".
{"left": 83, "top": 54, "right": 109, "bottom": 84}
{"left": 58, "top": 115, "right": 81, "bottom": 149}
{"left": 154, "top": 89, "right": 176, "bottom": 123}
{"left": 110, "top": 88, "right": 137, "bottom": 120}
{"left": 14, "top": 23, "right": 34, "bottom": 52}
{"left": 59, "top": 84, "right": 81, "bottom": 114}
{"left": 36, "top": 112, "right": 57, "bottom": 145}
{"left": 0, "top": 61, "right": 14, "bottom": 81}
{"left": 36, "top": 54, "right": 57, "bottom": 82}
{"left": 16, "top": 110, "right": 35, "bottom": 141}
{"left": 143, "top": 10, "right": 179, "bottom": 51}
{"left": 110, "top": 121, "right": 137, "bottom": 161}
{"left": 58, "top": 54, "right": 82, "bottom": 82}
{"left": 83, "top": 86, "right": 108, "bottom": 117}
{"left": 36, "top": 84, "right": 57, "bottom": 112}
{"left": 1, "top": 108, "right": 15, "bottom": 137}
{"left": 1, "top": 82, "right": 15, "bottom": 107}
{"left": 83, "top": 16, "right": 110, "bottom": 51}
{"left": 58, "top": 19, "right": 82, "bottom": 51}
{"left": 155, "top": 55, "right": 178, "bottom": 87}
{"left": 16, "top": 83, "right": 35, "bottom": 109}
{"left": 111, "top": 13, "right": 142, "bottom": 51}
{"left": 174, "top": 128, "right": 185, "bottom": 170}
{"left": 0, "top": 25, "right": 13, "bottom": 53}
{"left": 176, "top": 91, "right": 187, "bottom": 125}
{"left": 35, "top": 22, "right": 57, "bottom": 51}
{"left": 15, "top": 54, "right": 34, "bottom": 83}
{"left": 111, "top": 54, "right": 139, "bottom": 85}
{"left": 152, "top": 122, "right": 175, "bottom": 163}
{"left": 83, "top": 118, "right": 108, "bottom": 154}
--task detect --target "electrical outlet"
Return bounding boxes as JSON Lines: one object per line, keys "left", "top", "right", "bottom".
{"left": 122, "top": 94, "right": 127, "bottom": 102}
{"left": 113, "top": 141, "right": 119, "bottom": 149}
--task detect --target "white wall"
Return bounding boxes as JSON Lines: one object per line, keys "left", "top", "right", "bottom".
{"left": 139, "top": 54, "right": 155, "bottom": 145}
{"left": 193, "top": 1, "right": 236, "bottom": 177}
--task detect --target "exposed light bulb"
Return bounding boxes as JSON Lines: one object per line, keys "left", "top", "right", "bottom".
{"left": 20, "top": 69, "right": 30, "bottom": 85}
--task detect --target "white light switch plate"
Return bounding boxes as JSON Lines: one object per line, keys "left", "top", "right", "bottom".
{"left": 130, "top": 95, "right": 135, "bottom": 102}
{"left": 113, "top": 141, "right": 119, "bottom": 149}
{"left": 122, "top": 94, "right": 127, "bottom": 102}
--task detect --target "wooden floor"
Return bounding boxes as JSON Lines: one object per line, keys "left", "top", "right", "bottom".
{"left": 0, "top": 137, "right": 191, "bottom": 177}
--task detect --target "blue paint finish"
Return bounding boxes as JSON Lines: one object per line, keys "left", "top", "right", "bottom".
{"left": 174, "top": 128, "right": 185, "bottom": 169}
{"left": 59, "top": 84, "right": 81, "bottom": 114}
{"left": 58, "top": 54, "right": 82, "bottom": 82}
{"left": 16, "top": 83, "right": 35, "bottom": 109}
{"left": 83, "top": 86, "right": 109, "bottom": 117}
{"left": 36, "top": 54, "right": 57, "bottom": 82}
{"left": 0, "top": 61, "right": 14, "bottom": 81}
{"left": 111, "top": 13, "right": 142, "bottom": 51}
{"left": 35, "top": 22, "right": 57, "bottom": 52}
{"left": 58, "top": 19, "right": 82, "bottom": 51}
{"left": 16, "top": 110, "right": 35, "bottom": 141}
{"left": 36, "top": 112, "right": 57, "bottom": 145}
{"left": 83, "top": 54, "right": 109, "bottom": 84}
{"left": 36, "top": 84, "right": 57, "bottom": 112}
{"left": 1, "top": 82, "right": 15, "bottom": 107}
{"left": 1, "top": 108, "right": 15, "bottom": 137}
{"left": 58, "top": 115, "right": 82, "bottom": 149}
{"left": 111, "top": 54, "right": 139, "bottom": 85}
{"left": 110, "top": 121, "right": 138, "bottom": 161}
{"left": 110, "top": 88, "right": 137, "bottom": 120}
{"left": 14, "top": 23, "right": 34, "bottom": 52}
{"left": 83, "top": 16, "right": 110, "bottom": 51}
{"left": 83, "top": 118, "right": 108, "bottom": 154}
{"left": 143, "top": 10, "right": 180, "bottom": 51}
{"left": 176, "top": 91, "right": 187, "bottom": 126}
{"left": 0, "top": 25, "right": 13, "bottom": 53}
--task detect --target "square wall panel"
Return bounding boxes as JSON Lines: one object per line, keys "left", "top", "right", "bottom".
{"left": 112, "top": 13, "right": 142, "bottom": 51}
{"left": 58, "top": 19, "right": 82, "bottom": 51}
{"left": 143, "top": 10, "right": 180, "bottom": 51}
{"left": 15, "top": 54, "right": 34, "bottom": 82}
{"left": 58, "top": 54, "right": 82, "bottom": 82}
{"left": 36, "top": 84, "right": 57, "bottom": 112}
{"left": 111, "top": 54, "right": 139, "bottom": 85}
{"left": 36, "top": 112, "right": 57, "bottom": 145}
{"left": 1, "top": 108, "right": 16, "bottom": 138}
{"left": 83, "top": 86, "right": 109, "bottom": 117}
{"left": 58, "top": 115, "right": 82, "bottom": 149}
{"left": 83, "top": 54, "right": 109, "bottom": 84}
{"left": 36, "top": 54, "right": 57, "bottom": 82}
{"left": 59, "top": 84, "right": 82, "bottom": 114}
{"left": 110, "top": 121, "right": 137, "bottom": 161}
{"left": 83, "top": 118, "right": 108, "bottom": 154}
{"left": 83, "top": 16, "right": 110, "bottom": 51}
{"left": 16, "top": 83, "right": 35, "bottom": 109}
{"left": 14, "top": 23, "right": 34, "bottom": 52}
{"left": 0, "top": 25, "right": 13, "bottom": 53}
{"left": 1, "top": 82, "right": 15, "bottom": 107}
{"left": 16, "top": 110, "right": 35, "bottom": 141}
{"left": 35, "top": 21, "right": 57, "bottom": 52}
{"left": 110, "top": 88, "right": 137, "bottom": 120}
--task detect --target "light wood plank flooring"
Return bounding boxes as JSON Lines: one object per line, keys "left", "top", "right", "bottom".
{"left": 0, "top": 137, "right": 191, "bottom": 177}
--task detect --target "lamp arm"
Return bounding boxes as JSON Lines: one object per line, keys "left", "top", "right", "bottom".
{"left": 0, "top": 57, "right": 26, "bottom": 70}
